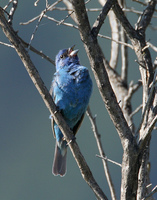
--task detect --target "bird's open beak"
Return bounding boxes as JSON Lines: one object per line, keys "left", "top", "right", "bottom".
{"left": 68, "top": 45, "right": 75, "bottom": 53}
{"left": 68, "top": 45, "right": 79, "bottom": 57}
{"left": 70, "top": 49, "right": 79, "bottom": 57}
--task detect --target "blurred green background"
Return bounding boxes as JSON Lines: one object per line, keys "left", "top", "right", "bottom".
{"left": 0, "top": 1, "right": 156, "bottom": 199}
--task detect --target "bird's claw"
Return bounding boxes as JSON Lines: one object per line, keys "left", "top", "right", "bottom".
{"left": 49, "top": 114, "right": 53, "bottom": 119}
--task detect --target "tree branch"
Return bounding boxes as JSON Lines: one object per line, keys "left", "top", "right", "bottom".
{"left": 68, "top": 2, "right": 139, "bottom": 199}
{"left": 91, "top": 0, "right": 116, "bottom": 37}
{"left": 87, "top": 107, "right": 117, "bottom": 200}
{"left": 99, "top": 0, "right": 120, "bottom": 69}
{"left": 135, "top": 0, "right": 157, "bottom": 34}
{"left": 142, "top": 185, "right": 157, "bottom": 200}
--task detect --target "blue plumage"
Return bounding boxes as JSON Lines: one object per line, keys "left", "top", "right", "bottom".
{"left": 50, "top": 46, "right": 92, "bottom": 176}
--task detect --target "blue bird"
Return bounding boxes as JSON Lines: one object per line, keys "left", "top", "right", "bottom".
{"left": 50, "top": 46, "right": 92, "bottom": 176}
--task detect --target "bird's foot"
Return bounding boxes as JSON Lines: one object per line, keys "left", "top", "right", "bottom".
{"left": 49, "top": 114, "right": 53, "bottom": 119}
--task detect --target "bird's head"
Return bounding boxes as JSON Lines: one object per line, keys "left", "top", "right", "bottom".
{"left": 55, "top": 46, "right": 79, "bottom": 70}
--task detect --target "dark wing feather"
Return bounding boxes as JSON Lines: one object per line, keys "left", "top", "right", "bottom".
{"left": 49, "top": 81, "right": 53, "bottom": 96}
{"left": 72, "top": 112, "right": 86, "bottom": 136}
{"left": 49, "top": 81, "right": 56, "bottom": 139}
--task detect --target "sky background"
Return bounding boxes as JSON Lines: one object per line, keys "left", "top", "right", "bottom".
{"left": 0, "top": 1, "right": 157, "bottom": 200}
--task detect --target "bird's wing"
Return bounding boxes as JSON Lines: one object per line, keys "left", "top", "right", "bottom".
{"left": 49, "top": 81, "right": 54, "bottom": 96}
{"left": 51, "top": 117, "right": 56, "bottom": 139}
{"left": 72, "top": 112, "right": 86, "bottom": 136}
{"left": 49, "top": 80, "right": 56, "bottom": 139}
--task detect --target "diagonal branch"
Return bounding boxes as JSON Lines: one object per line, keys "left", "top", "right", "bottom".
{"left": 91, "top": 0, "right": 116, "bottom": 37}
{"left": 68, "top": 2, "right": 140, "bottom": 199}
{"left": 98, "top": 0, "right": 120, "bottom": 70}
{"left": 0, "top": 7, "right": 108, "bottom": 200}
{"left": 70, "top": 0, "right": 136, "bottom": 149}
{"left": 135, "top": 0, "right": 157, "bottom": 34}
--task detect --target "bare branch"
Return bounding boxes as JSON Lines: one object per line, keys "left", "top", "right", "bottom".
{"left": 3, "top": 0, "right": 14, "bottom": 10}
{"left": 70, "top": 0, "right": 135, "bottom": 146}
{"left": 132, "top": 0, "right": 148, "bottom": 6}
{"left": 120, "top": 25, "right": 128, "bottom": 83}
{"left": 133, "top": 0, "right": 157, "bottom": 12}
{"left": 27, "top": 0, "right": 63, "bottom": 50}
{"left": 91, "top": 0, "right": 116, "bottom": 37}
{"left": 53, "top": 6, "right": 102, "bottom": 12}
{"left": 34, "top": 0, "right": 40, "bottom": 7}
{"left": 0, "top": 40, "right": 14, "bottom": 48}
{"left": 0, "top": 35, "right": 55, "bottom": 65}
{"left": 124, "top": 81, "right": 142, "bottom": 103}
{"left": 142, "top": 185, "right": 157, "bottom": 200}
{"left": 135, "top": 0, "right": 157, "bottom": 34}
{"left": 99, "top": 0, "right": 120, "bottom": 69}
{"left": 87, "top": 107, "right": 117, "bottom": 200}
{"left": 57, "top": 10, "right": 74, "bottom": 25}
{"left": 19, "top": 37, "right": 55, "bottom": 65}
{"left": 20, "top": 15, "right": 39, "bottom": 25}
{"left": 44, "top": 15, "right": 78, "bottom": 29}
{"left": 123, "top": 7, "right": 157, "bottom": 18}
{"left": 147, "top": 42, "right": 157, "bottom": 52}
{"left": 98, "top": 34, "right": 133, "bottom": 49}
{"left": 96, "top": 155, "right": 122, "bottom": 167}
{"left": 139, "top": 115, "right": 157, "bottom": 152}
{"left": 130, "top": 104, "right": 142, "bottom": 118}
{"left": 136, "top": 68, "right": 157, "bottom": 137}
{"left": 118, "top": 0, "right": 128, "bottom": 83}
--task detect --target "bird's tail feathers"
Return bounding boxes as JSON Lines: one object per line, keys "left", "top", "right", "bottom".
{"left": 52, "top": 141, "right": 67, "bottom": 177}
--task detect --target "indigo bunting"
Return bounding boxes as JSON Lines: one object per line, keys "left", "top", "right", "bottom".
{"left": 50, "top": 46, "right": 92, "bottom": 176}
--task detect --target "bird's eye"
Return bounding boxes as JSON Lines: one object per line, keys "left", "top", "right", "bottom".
{"left": 60, "top": 54, "right": 64, "bottom": 59}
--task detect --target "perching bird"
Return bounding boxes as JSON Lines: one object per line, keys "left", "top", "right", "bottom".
{"left": 50, "top": 46, "right": 92, "bottom": 177}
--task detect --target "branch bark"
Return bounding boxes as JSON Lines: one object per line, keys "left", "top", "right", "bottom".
{"left": 68, "top": 1, "right": 139, "bottom": 199}
{"left": 87, "top": 107, "right": 117, "bottom": 200}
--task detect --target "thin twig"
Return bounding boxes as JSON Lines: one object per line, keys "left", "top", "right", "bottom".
{"left": 27, "top": 0, "right": 63, "bottom": 51}
{"left": 0, "top": 41, "right": 14, "bottom": 48}
{"left": 34, "top": 0, "right": 40, "bottom": 6}
{"left": 124, "top": 81, "right": 142, "bottom": 102}
{"left": 98, "top": 34, "right": 133, "bottom": 49}
{"left": 133, "top": 0, "right": 157, "bottom": 12}
{"left": 53, "top": 6, "right": 102, "bottom": 12}
{"left": 132, "top": 0, "right": 148, "bottom": 6}
{"left": 6, "top": 0, "right": 18, "bottom": 25}
{"left": 130, "top": 104, "right": 142, "bottom": 118}
{"left": 20, "top": 15, "right": 39, "bottom": 25}
{"left": 136, "top": 68, "right": 157, "bottom": 136}
{"left": 44, "top": 15, "right": 78, "bottom": 29}
{"left": 3, "top": 0, "right": 14, "bottom": 10}
{"left": 139, "top": 115, "right": 157, "bottom": 152}
{"left": 57, "top": 10, "right": 74, "bottom": 25}
{"left": 86, "top": 107, "right": 117, "bottom": 200}
{"left": 96, "top": 155, "right": 122, "bottom": 167}
{"left": 19, "top": 37, "right": 55, "bottom": 65}
{"left": 0, "top": 37, "right": 55, "bottom": 65}
{"left": 92, "top": 0, "right": 116, "bottom": 37}
{"left": 21, "top": 13, "right": 133, "bottom": 49}
{"left": 135, "top": 0, "right": 157, "bottom": 33}
{"left": 142, "top": 185, "right": 157, "bottom": 200}
{"left": 123, "top": 7, "right": 157, "bottom": 18}
{"left": 119, "top": 0, "right": 128, "bottom": 83}
{"left": 147, "top": 42, "right": 157, "bottom": 52}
